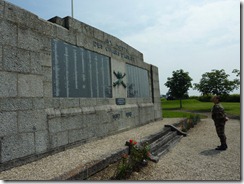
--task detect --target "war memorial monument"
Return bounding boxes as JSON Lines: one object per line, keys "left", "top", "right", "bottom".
{"left": 0, "top": 0, "right": 162, "bottom": 169}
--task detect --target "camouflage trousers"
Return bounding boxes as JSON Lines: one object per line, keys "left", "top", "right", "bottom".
{"left": 214, "top": 120, "right": 227, "bottom": 145}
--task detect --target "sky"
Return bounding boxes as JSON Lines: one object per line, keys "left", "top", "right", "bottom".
{"left": 5, "top": 0, "right": 241, "bottom": 96}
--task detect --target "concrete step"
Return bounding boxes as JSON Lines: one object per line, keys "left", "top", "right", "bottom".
{"left": 150, "top": 131, "right": 177, "bottom": 153}
{"left": 140, "top": 127, "right": 172, "bottom": 145}
{"left": 69, "top": 125, "right": 184, "bottom": 180}
{"left": 154, "top": 134, "right": 183, "bottom": 157}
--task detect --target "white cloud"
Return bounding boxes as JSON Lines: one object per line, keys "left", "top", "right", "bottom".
{"left": 123, "top": 0, "right": 239, "bottom": 47}
{"left": 6, "top": 0, "right": 240, "bottom": 95}
{"left": 119, "top": 0, "right": 239, "bottom": 95}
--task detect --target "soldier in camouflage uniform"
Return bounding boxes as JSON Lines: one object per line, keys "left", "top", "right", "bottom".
{"left": 211, "top": 96, "right": 229, "bottom": 150}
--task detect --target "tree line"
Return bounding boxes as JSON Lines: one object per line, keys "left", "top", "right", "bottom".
{"left": 164, "top": 69, "right": 240, "bottom": 108}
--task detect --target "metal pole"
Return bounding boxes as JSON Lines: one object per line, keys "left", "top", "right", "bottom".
{"left": 71, "top": 0, "right": 74, "bottom": 18}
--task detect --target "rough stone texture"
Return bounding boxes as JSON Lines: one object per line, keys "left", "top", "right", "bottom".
{"left": 0, "top": 98, "right": 33, "bottom": 111}
{"left": 0, "top": 71, "right": 17, "bottom": 97}
{"left": 4, "top": 1, "right": 37, "bottom": 27}
{"left": 48, "top": 118, "right": 62, "bottom": 134}
{"left": 18, "top": 26, "right": 50, "bottom": 52}
{"left": 18, "top": 110, "right": 47, "bottom": 133}
{"left": 0, "top": 45, "right": 2, "bottom": 70}
{"left": 42, "top": 66, "right": 52, "bottom": 82}
{"left": 0, "top": 111, "right": 18, "bottom": 137}
{"left": 50, "top": 131, "right": 69, "bottom": 149}
{"left": 33, "top": 98, "right": 45, "bottom": 110}
{"left": 139, "top": 103, "right": 155, "bottom": 124}
{"left": 0, "top": 21, "right": 18, "bottom": 47}
{"left": 44, "top": 98, "right": 60, "bottom": 109}
{"left": 18, "top": 74, "right": 43, "bottom": 97}
{"left": 151, "top": 66, "right": 162, "bottom": 120}
{"left": 60, "top": 98, "right": 80, "bottom": 109}
{"left": 68, "top": 129, "right": 86, "bottom": 144}
{"left": 0, "top": 0, "right": 162, "bottom": 165}
{"left": 3, "top": 45, "right": 30, "bottom": 73}
{"left": 1, "top": 133, "right": 35, "bottom": 163}
{"left": 35, "top": 130, "right": 49, "bottom": 154}
{"left": 79, "top": 99, "right": 96, "bottom": 107}
{"left": 0, "top": 1, "right": 3, "bottom": 19}
{"left": 30, "top": 52, "right": 42, "bottom": 75}
{"left": 62, "top": 115, "right": 84, "bottom": 130}
{"left": 43, "top": 82, "right": 52, "bottom": 97}
{"left": 40, "top": 52, "right": 52, "bottom": 67}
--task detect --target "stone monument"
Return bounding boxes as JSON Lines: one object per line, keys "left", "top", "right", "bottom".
{"left": 0, "top": 0, "right": 162, "bottom": 169}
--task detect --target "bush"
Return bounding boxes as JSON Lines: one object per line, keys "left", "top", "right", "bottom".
{"left": 197, "top": 94, "right": 240, "bottom": 102}
{"left": 188, "top": 96, "right": 199, "bottom": 100}
{"left": 198, "top": 95, "right": 213, "bottom": 102}
{"left": 220, "top": 94, "right": 240, "bottom": 102}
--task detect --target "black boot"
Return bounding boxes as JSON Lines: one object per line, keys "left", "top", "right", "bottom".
{"left": 215, "top": 144, "right": 227, "bottom": 150}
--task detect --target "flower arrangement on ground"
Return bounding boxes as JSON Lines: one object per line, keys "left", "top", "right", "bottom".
{"left": 113, "top": 139, "right": 151, "bottom": 180}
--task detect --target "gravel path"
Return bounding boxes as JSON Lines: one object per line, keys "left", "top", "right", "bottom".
{"left": 0, "top": 118, "right": 181, "bottom": 180}
{"left": 0, "top": 118, "right": 240, "bottom": 180}
{"left": 129, "top": 118, "right": 241, "bottom": 181}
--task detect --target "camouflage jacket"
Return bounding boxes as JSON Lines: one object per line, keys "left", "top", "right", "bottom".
{"left": 211, "top": 103, "right": 227, "bottom": 121}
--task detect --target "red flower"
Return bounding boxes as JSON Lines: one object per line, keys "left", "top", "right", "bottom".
{"left": 128, "top": 139, "right": 138, "bottom": 146}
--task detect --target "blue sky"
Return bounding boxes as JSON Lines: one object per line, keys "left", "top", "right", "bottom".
{"left": 5, "top": 0, "right": 240, "bottom": 96}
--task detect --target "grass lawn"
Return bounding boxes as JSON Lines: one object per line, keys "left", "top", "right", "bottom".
{"left": 162, "top": 110, "right": 207, "bottom": 119}
{"left": 161, "top": 99, "right": 240, "bottom": 118}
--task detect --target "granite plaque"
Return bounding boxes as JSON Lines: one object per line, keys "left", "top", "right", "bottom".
{"left": 126, "top": 64, "right": 150, "bottom": 98}
{"left": 52, "top": 39, "right": 112, "bottom": 98}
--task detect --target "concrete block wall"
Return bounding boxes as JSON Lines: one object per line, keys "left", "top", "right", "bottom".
{"left": 0, "top": 0, "right": 162, "bottom": 168}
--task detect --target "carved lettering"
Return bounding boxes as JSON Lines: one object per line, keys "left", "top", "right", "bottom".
{"left": 104, "top": 39, "right": 113, "bottom": 46}
{"left": 93, "top": 41, "right": 103, "bottom": 49}
{"left": 92, "top": 40, "right": 135, "bottom": 61}
{"left": 112, "top": 113, "right": 120, "bottom": 120}
{"left": 116, "top": 44, "right": 128, "bottom": 53}
{"left": 126, "top": 112, "right": 132, "bottom": 118}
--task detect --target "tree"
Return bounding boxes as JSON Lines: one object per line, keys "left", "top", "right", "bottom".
{"left": 165, "top": 69, "right": 192, "bottom": 109}
{"left": 232, "top": 69, "right": 240, "bottom": 86}
{"left": 194, "top": 69, "right": 239, "bottom": 96}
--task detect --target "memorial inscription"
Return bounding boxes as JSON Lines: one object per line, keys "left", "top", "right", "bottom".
{"left": 93, "top": 40, "right": 135, "bottom": 62}
{"left": 126, "top": 64, "right": 150, "bottom": 98}
{"left": 52, "top": 39, "right": 112, "bottom": 98}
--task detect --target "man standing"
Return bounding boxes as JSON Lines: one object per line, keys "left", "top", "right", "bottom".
{"left": 211, "top": 96, "right": 229, "bottom": 151}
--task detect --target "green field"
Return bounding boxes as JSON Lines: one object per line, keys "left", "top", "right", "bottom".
{"left": 161, "top": 99, "right": 240, "bottom": 118}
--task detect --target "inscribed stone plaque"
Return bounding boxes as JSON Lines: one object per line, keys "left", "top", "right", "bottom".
{"left": 51, "top": 39, "right": 112, "bottom": 98}
{"left": 126, "top": 64, "right": 150, "bottom": 98}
